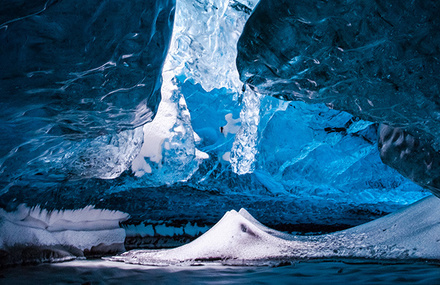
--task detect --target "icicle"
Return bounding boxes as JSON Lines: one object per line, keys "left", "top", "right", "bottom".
{"left": 230, "top": 86, "right": 261, "bottom": 175}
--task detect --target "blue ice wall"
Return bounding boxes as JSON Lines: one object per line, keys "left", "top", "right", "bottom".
{"left": 0, "top": 0, "right": 174, "bottom": 188}
{"left": 237, "top": 0, "right": 440, "bottom": 194}
{"left": 182, "top": 80, "right": 427, "bottom": 206}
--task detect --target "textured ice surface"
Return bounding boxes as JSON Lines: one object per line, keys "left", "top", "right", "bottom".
{"left": 129, "top": 0, "right": 430, "bottom": 196}
{"left": 168, "top": 0, "right": 259, "bottom": 92}
{"left": 0, "top": 0, "right": 174, "bottom": 188}
{"left": 110, "top": 195, "right": 440, "bottom": 265}
{"left": 1, "top": 81, "right": 423, "bottom": 232}
{"left": 236, "top": 0, "right": 440, "bottom": 194}
{"left": 0, "top": 0, "right": 173, "bottom": 134}
{"left": 131, "top": 68, "right": 205, "bottom": 185}
{"left": 378, "top": 124, "right": 440, "bottom": 195}
{"left": 0, "top": 204, "right": 128, "bottom": 251}
{"left": 184, "top": 81, "right": 426, "bottom": 205}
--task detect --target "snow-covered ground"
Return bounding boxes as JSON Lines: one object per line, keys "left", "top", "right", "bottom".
{"left": 111, "top": 195, "right": 440, "bottom": 264}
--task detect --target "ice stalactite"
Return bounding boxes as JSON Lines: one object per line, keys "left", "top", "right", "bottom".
{"left": 230, "top": 86, "right": 261, "bottom": 175}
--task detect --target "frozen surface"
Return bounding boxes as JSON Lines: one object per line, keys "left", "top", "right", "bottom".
{"left": 131, "top": 69, "right": 205, "bottom": 185}
{"left": 184, "top": 82, "right": 427, "bottom": 205}
{"left": 168, "top": 0, "right": 259, "bottom": 92}
{"left": 110, "top": 195, "right": 440, "bottom": 265}
{"left": 378, "top": 124, "right": 440, "bottom": 195}
{"left": 2, "top": 259, "right": 440, "bottom": 285}
{"left": 0, "top": 0, "right": 429, "bottom": 203}
{"left": 230, "top": 88, "right": 261, "bottom": 174}
{"left": 128, "top": 0, "right": 430, "bottom": 199}
{"left": 131, "top": 0, "right": 259, "bottom": 182}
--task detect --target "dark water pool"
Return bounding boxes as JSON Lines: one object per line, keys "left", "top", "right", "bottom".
{"left": 1, "top": 259, "right": 439, "bottom": 284}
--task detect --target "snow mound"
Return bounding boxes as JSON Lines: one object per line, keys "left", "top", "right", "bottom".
{"left": 109, "top": 209, "right": 301, "bottom": 265}
{"left": 110, "top": 196, "right": 440, "bottom": 265}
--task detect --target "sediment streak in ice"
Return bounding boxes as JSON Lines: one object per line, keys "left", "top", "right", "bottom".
{"left": 110, "top": 195, "right": 440, "bottom": 265}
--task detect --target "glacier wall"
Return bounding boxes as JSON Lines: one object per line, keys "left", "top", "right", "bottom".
{"left": 183, "top": 81, "right": 427, "bottom": 205}
{"left": 0, "top": 0, "right": 174, "bottom": 189}
{"left": 236, "top": 0, "right": 440, "bottom": 195}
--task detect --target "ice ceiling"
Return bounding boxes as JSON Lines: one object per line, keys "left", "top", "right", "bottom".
{"left": 0, "top": 0, "right": 439, "bottom": 235}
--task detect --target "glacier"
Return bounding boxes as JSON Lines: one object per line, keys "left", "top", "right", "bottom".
{"left": 0, "top": 0, "right": 439, "bottom": 271}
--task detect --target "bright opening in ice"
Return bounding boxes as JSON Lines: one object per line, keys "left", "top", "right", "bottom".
{"left": 131, "top": 0, "right": 261, "bottom": 180}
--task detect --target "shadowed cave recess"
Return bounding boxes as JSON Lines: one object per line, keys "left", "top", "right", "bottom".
{"left": 0, "top": 0, "right": 439, "bottom": 265}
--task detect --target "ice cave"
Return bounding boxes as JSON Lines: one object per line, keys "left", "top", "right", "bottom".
{"left": 1, "top": 0, "right": 440, "bottom": 283}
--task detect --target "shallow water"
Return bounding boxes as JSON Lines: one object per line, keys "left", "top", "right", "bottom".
{"left": 1, "top": 259, "right": 440, "bottom": 285}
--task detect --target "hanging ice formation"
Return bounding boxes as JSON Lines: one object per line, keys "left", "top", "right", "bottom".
{"left": 230, "top": 87, "right": 261, "bottom": 174}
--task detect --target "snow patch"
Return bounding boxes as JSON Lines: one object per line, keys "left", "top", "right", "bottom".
{"left": 0, "top": 204, "right": 128, "bottom": 251}
{"left": 222, "top": 113, "right": 241, "bottom": 137}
